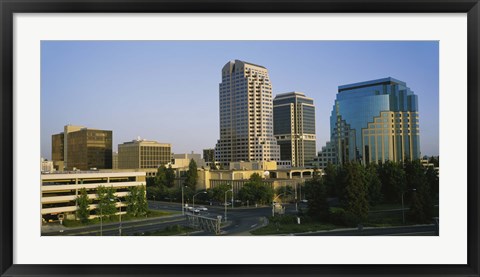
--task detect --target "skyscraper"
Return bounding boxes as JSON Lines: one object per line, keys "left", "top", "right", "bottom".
{"left": 330, "top": 77, "right": 420, "bottom": 164}
{"left": 215, "top": 60, "right": 280, "bottom": 166}
{"left": 273, "top": 92, "right": 316, "bottom": 167}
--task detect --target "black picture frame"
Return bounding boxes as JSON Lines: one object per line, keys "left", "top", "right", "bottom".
{"left": 1, "top": 0, "right": 479, "bottom": 276}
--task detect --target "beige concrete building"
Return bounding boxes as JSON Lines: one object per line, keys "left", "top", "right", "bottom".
{"left": 41, "top": 171, "right": 146, "bottom": 222}
{"left": 171, "top": 152, "right": 205, "bottom": 169}
{"left": 118, "top": 138, "right": 171, "bottom": 169}
{"left": 196, "top": 161, "right": 317, "bottom": 195}
{"left": 228, "top": 161, "right": 277, "bottom": 171}
{"left": 215, "top": 60, "right": 280, "bottom": 166}
{"left": 112, "top": 151, "right": 118, "bottom": 169}
{"left": 41, "top": 158, "right": 54, "bottom": 173}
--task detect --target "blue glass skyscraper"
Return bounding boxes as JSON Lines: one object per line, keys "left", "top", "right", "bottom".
{"left": 330, "top": 77, "right": 420, "bottom": 164}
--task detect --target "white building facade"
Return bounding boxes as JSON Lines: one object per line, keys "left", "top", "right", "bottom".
{"left": 215, "top": 60, "right": 280, "bottom": 166}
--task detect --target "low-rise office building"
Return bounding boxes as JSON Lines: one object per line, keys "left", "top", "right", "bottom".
{"left": 51, "top": 125, "right": 113, "bottom": 171}
{"left": 118, "top": 138, "right": 171, "bottom": 169}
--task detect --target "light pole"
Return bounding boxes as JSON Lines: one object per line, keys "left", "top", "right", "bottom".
{"left": 402, "top": 188, "right": 416, "bottom": 224}
{"left": 294, "top": 183, "right": 298, "bottom": 212}
{"left": 193, "top": 191, "right": 207, "bottom": 210}
{"left": 230, "top": 183, "right": 234, "bottom": 209}
{"left": 181, "top": 186, "right": 187, "bottom": 215}
{"left": 99, "top": 202, "right": 103, "bottom": 236}
{"left": 110, "top": 197, "right": 122, "bottom": 236}
{"left": 224, "top": 189, "right": 233, "bottom": 222}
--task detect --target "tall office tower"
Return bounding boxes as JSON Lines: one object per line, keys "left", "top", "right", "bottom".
{"left": 215, "top": 60, "right": 280, "bottom": 166}
{"left": 273, "top": 92, "right": 316, "bottom": 167}
{"left": 330, "top": 77, "right": 420, "bottom": 164}
{"left": 52, "top": 125, "right": 113, "bottom": 170}
{"left": 118, "top": 138, "right": 171, "bottom": 169}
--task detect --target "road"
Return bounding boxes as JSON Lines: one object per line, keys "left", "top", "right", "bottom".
{"left": 42, "top": 201, "right": 437, "bottom": 236}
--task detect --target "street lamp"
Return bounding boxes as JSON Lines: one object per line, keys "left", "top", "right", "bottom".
{"left": 99, "top": 202, "right": 103, "bottom": 236}
{"left": 224, "top": 189, "right": 233, "bottom": 222}
{"left": 181, "top": 185, "right": 188, "bottom": 215}
{"left": 192, "top": 191, "right": 207, "bottom": 210}
{"left": 402, "top": 188, "right": 416, "bottom": 224}
{"left": 294, "top": 183, "right": 298, "bottom": 212}
{"left": 110, "top": 197, "right": 122, "bottom": 236}
{"left": 229, "top": 183, "right": 234, "bottom": 209}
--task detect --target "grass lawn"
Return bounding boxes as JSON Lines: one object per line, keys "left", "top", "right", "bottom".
{"left": 63, "top": 209, "right": 176, "bottom": 228}
{"left": 369, "top": 203, "right": 405, "bottom": 211}
{"left": 141, "top": 225, "right": 194, "bottom": 236}
{"left": 251, "top": 222, "right": 338, "bottom": 235}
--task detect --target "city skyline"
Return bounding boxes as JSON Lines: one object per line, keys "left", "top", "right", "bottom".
{"left": 41, "top": 41, "right": 439, "bottom": 159}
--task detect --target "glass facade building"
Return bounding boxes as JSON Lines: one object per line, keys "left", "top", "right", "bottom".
{"left": 273, "top": 92, "right": 316, "bottom": 167}
{"left": 215, "top": 60, "right": 280, "bottom": 165}
{"left": 330, "top": 77, "right": 420, "bottom": 164}
{"left": 67, "top": 129, "right": 113, "bottom": 170}
{"left": 51, "top": 125, "right": 113, "bottom": 171}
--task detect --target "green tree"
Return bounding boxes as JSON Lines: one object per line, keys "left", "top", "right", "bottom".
{"left": 365, "top": 163, "right": 383, "bottom": 206}
{"left": 137, "top": 185, "right": 148, "bottom": 216}
{"left": 146, "top": 185, "right": 160, "bottom": 201}
{"left": 304, "top": 175, "right": 329, "bottom": 221}
{"left": 405, "top": 160, "right": 434, "bottom": 223}
{"left": 76, "top": 188, "right": 90, "bottom": 224}
{"left": 407, "top": 190, "right": 426, "bottom": 223}
{"left": 155, "top": 165, "right": 168, "bottom": 187}
{"left": 425, "top": 166, "right": 439, "bottom": 202}
{"left": 146, "top": 176, "right": 156, "bottom": 187}
{"left": 238, "top": 173, "right": 273, "bottom": 205}
{"left": 209, "top": 183, "right": 231, "bottom": 202}
{"left": 126, "top": 185, "right": 148, "bottom": 217}
{"left": 341, "top": 161, "right": 369, "bottom": 223}
{"left": 96, "top": 186, "right": 117, "bottom": 219}
{"left": 184, "top": 159, "right": 198, "bottom": 190}
{"left": 126, "top": 186, "right": 139, "bottom": 216}
{"left": 428, "top": 156, "right": 439, "bottom": 167}
{"left": 378, "top": 161, "right": 406, "bottom": 203}
{"left": 323, "top": 163, "right": 338, "bottom": 197}
{"left": 165, "top": 164, "right": 176, "bottom": 188}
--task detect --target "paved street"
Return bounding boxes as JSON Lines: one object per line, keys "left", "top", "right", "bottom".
{"left": 42, "top": 201, "right": 437, "bottom": 236}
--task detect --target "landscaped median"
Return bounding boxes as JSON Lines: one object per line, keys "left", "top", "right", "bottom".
{"left": 251, "top": 215, "right": 339, "bottom": 235}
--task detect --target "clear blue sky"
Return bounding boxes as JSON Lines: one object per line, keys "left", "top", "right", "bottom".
{"left": 41, "top": 41, "right": 439, "bottom": 159}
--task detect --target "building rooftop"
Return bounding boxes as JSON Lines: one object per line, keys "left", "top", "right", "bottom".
{"left": 274, "top": 91, "right": 314, "bottom": 100}
{"left": 121, "top": 138, "right": 171, "bottom": 146}
{"left": 236, "top": 59, "right": 267, "bottom": 69}
{"left": 338, "top": 77, "right": 406, "bottom": 92}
